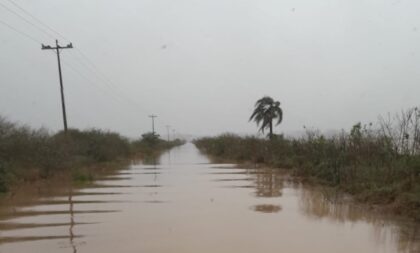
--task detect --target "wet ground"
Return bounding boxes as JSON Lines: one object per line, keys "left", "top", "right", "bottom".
{"left": 0, "top": 143, "right": 419, "bottom": 253}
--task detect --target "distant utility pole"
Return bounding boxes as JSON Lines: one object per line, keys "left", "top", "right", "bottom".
{"left": 42, "top": 40, "right": 73, "bottom": 133}
{"left": 149, "top": 115, "right": 157, "bottom": 135}
{"left": 166, "top": 125, "right": 170, "bottom": 142}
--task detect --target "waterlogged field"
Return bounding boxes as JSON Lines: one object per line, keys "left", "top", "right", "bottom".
{"left": 0, "top": 143, "right": 419, "bottom": 253}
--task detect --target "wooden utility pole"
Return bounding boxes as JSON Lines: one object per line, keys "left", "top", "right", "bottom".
{"left": 42, "top": 40, "right": 73, "bottom": 133}
{"left": 149, "top": 115, "right": 157, "bottom": 135}
{"left": 166, "top": 125, "right": 170, "bottom": 142}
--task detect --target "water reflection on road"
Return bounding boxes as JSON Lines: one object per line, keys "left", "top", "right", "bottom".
{"left": 0, "top": 143, "right": 419, "bottom": 253}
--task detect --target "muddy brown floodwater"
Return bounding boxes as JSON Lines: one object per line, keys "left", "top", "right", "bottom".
{"left": 0, "top": 143, "right": 419, "bottom": 253}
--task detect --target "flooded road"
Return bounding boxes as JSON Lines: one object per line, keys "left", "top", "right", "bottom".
{"left": 0, "top": 143, "right": 419, "bottom": 253}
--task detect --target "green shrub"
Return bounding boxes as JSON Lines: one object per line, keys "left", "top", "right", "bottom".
{"left": 0, "top": 162, "right": 7, "bottom": 193}
{"left": 131, "top": 132, "right": 185, "bottom": 155}
{"left": 72, "top": 169, "right": 93, "bottom": 183}
{"left": 0, "top": 117, "right": 183, "bottom": 187}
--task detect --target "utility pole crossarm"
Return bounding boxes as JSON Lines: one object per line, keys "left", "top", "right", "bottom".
{"left": 41, "top": 41, "right": 73, "bottom": 50}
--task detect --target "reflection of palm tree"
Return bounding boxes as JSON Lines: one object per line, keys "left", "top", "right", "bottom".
{"left": 251, "top": 168, "right": 283, "bottom": 198}
{"left": 252, "top": 204, "right": 282, "bottom": 213}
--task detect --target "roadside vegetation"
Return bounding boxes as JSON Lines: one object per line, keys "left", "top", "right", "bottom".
{"left": 0, "top": 116, "right": 184, "bottom": 192}
{"left": 131, "top": 132, "right": 184, "bottom": 157}
{"left": 194, "top": 99, "right": 420, "bottom": 220}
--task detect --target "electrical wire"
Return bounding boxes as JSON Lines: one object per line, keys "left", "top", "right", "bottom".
{"left": 60, "top": 58, "right": 145, "bottom": 117}
{"left": 1, "top": 0, "right": 151, "bottom": 112}
{"left": 0, "top": 17, "right": 148, "bottom": 128}
{"left": 4, "top": 0, "right": 70, "bottom": 42}
{"left": 0, "top": 1, "right": 55, "bottom": 40}
{"left": 65, "top": 50, "right": 150, "bottom": 112}
{"left": 0, "top": 18, "right": 41, "bottom": 44}
{"left": 1, "top": 0, "right": 155, "bottom": 116}
{"left": 0, "top": 0, "right": 176, "bottom": 134}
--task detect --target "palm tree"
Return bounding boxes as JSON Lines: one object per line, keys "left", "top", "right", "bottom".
{"left": 249, "top": 96, "right": 283, "bottom": 139}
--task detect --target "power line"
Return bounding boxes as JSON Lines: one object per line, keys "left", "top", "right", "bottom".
{"left": 0, "top": 1, "right": 176, "bottom": 135}
{"left": 2, "top": 0, "right": 125, "bottom": 99}
{"left": 0, "top": 18, "right": 41, "bottom": 43}
{"left": 0, "top": 24, "right": 145, "bottom": 118}
{"left": 0, "top": 1, "right": 55, "bottom": 40}
{"left": 65, "top": 50, "right": 145, "bottom": 109}
{"left": 4, "top": 0, "right": 70, "bottom": 42}
{"left": 0, "top": 23, "right": 168, "bottom": 135}
{"left": 73, "top": 49, "right": 102, "bottom": 73}
{"left": 72, "top": 49, "right": 123, "bottom": 91}
{"left": 1, "top": 0, "right": 154, "bottom": 118}
{"left": 48, "top": 57, "right": 156, "bottom": 135}
{"left": 61, "top": 60, "right": 132, "bottom": 107}
{"left": 68, "top": 49, "right": 150, "bottom": 112}
{"left": 60, "top": 57, "right": 152, "bottom": 120}
{"left": 60, "top": 52, "right": 152, "bottom": 117}
{"left": 1, "top": 0, "right": 145, "bottom": 111}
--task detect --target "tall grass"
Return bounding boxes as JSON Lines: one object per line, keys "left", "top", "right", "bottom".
{"left": 0, "top": 117, "right": 183, "bottom": 192}
{"left": 194, "top": 107, "right": 420, "bottom": 219}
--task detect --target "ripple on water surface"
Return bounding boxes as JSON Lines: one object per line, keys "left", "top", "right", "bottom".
{"left": 0, "top": 143, "right": 419, "bottom": 253}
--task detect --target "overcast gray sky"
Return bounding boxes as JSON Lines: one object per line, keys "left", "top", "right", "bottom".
{"left": 1, "top": 0, "right": 419, "bottom": 138}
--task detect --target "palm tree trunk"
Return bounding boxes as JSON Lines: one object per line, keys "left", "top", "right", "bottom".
{"left": 269, "top": 120, "right": 273, "bottom": 140}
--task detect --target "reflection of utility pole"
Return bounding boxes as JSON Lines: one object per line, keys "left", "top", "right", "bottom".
{"left": 68, "top": 187, "right": 77, "bottom": 253}
{"left": 42, "top": 40, "right": 73, "bottom": 133}
{"left": 166, "top": 125, "right": 170, "bottom": 142}
{"left": 153, "top": 159, "right": 158, "bottom": 183}
{"left": 149, "top": 115, "right": 157, "bottom": 135}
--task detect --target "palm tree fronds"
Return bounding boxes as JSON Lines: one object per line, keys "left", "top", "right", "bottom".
{"left": 249, "top": 96, "right": 283, "bottom": 138}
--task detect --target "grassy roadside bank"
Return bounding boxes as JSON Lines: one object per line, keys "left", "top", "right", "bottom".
{"left": 194, "top": 109, "right": 420, "bottom": 220}
{"left": 0, "top": 116, "right": 184, "bottom": 193}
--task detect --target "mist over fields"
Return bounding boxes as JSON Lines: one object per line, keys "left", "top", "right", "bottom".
{"left": 1, "top": 0, "right": 419, "bottom": 138}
